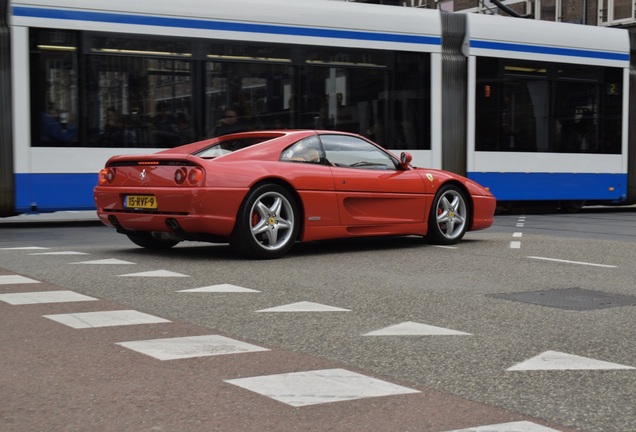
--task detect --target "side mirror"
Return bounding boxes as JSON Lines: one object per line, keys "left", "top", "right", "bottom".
{"left": 398, "top": 152, "right": 412, "bottom": 169}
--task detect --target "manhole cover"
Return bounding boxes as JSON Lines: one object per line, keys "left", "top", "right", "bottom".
{"left": 487, "top": 288, "right": 636, "bottom": 311}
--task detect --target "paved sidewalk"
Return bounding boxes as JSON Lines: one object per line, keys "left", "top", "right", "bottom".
{"left": 0, "top": 211, "right": 99, "bottom": 225}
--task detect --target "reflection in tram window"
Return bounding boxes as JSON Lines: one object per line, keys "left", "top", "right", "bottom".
{"left": 475, "top": 57, "right": 622, "bottom": 154}
{"left": 29, "top": 29, "right": 432, "bottom": 150}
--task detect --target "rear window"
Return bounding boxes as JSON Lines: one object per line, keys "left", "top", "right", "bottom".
{"left": 192, "top": 134, "right": 284, "bottom": 159}
{"left": 194, "top": 137, "right": 274, "bottom": 158}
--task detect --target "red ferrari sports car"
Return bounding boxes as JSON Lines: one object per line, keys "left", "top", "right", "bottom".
{"left": 94, "top": 130, "right": 496, "bottom": 259}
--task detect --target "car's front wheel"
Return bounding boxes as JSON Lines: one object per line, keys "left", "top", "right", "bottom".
{"left": 127, "top": 232, "right": 180, "bottom": 249}
{"left": 231, "top": 183, "right": 299, "bottom": 259}
{"left": 427, "top": 184, "right": 469, "bottom": 245}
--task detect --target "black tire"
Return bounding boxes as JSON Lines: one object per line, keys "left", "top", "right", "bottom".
{"left": 427, "top": 184, "right": 470, "bottom": 245}
{"left": 127, "top": 232, "right": 180, "bottom": 249}
{"left": 231, "top": 183, "right": 299, "bottom": 259}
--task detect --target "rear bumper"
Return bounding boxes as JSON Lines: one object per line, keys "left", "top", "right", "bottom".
{"left": 94, "top": 186, "right": 247, "bottom": 237}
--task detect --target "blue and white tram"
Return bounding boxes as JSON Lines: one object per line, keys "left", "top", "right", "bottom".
{"left": 465, "top": 14, "right": 631, "bottom": 208}
{"left": 1, "top": 0, "right": 441, "bottom": 216}
{"left": 0, "top": 0, "right": 633, "bottom": 216}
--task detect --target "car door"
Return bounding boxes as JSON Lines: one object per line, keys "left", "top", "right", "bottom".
{"left": 319, "top": 134, "right": 428, "bottom": 226}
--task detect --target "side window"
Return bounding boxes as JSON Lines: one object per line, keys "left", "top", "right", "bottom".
{"left": 280, "top": 136, "right": 325, "bottom": 164}
{"left": 30, "top": 29, "right": 79, "bottom": 147}
{"left": 86, "top": 37, "right": 194, "bottom": 148}
{"left": 320, "top": 135, "right": 397, "bottom": 170}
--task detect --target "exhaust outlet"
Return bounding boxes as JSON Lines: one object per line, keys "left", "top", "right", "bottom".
{"left": 108, "top": 215, "right": 121, "bottom": 227}
{"left": 165, "top": 218, "right": 181, "bottom": 231}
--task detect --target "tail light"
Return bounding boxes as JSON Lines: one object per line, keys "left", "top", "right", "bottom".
{"left": 174, "top": 167, "right": 187, "bottom": 184}
{"left": 98, "top": 168, "right": 116, "bottom": 185}
{"left": 174, "top": 167, "right": 204, "bottom": 185}
{"left": 188, "top": 167, "right": 204, "bottom": 185}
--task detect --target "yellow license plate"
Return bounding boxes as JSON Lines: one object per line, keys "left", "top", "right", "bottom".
{"left": 124, "top": 195, "right": 157, "bottom": 209}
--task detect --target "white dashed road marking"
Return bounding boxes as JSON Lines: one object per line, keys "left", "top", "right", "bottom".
{"left": 72, "top": 258, "right": 135, "bottom": 265}
{"left": 445, "top": 421, "right": 562, "bottom": 432}
{"left": 0, "top": 290, "right": 98, "bottom": 305}
{"left": 510, "top": 216, "right": 526, "bottom": 248}
{"left": 44, "top": 310, "right": 171, "bottom": 329}
{"left": 508, "top": 350, "right": 635, "bottom": 371}
{"left": 117, "top": 270, "right": 190, "bottom": 277}
{"left": 178, "top": 284, "right": 260, "bottom": 293}
{"left": 363, "top": 321, "right": 472, "bottom": 336}
{"left": 225, "top": 368, "right": 420, "bottom": 407}
{"left": 116, "top": 334, "right": 270, "bottom": 360}
{"left": 0, "top": 246, "right": 49, "bottom": 250}
{"left": 0, "top": 275, "right": 41, "bottom": 285}
{"left": 29, "top": 251, "right": 89, "bottom": 256}
{"left": 527, "top": 256, "right": 617, "bottom": 268}
{"left": 256, "top": 301, "right": 350, "bottom": 313}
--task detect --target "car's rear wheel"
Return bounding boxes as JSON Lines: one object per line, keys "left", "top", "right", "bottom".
{"left": 231, "top": 183, "right": 299, "bottom": 259}
{"left": 127, "top": 232, "right": 180, "bottom": 249}
{"left": 427, "top": 184, "right": 469, "bottom": 245}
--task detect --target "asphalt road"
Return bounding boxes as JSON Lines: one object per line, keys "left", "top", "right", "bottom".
{"left": 1, "top": 207, "right": 635, "bottom": 432}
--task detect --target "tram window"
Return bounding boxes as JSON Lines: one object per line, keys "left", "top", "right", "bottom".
{"left": 300, "top": 52, "right": 430, "bottom": 150}
{"left": 30, "top": 29, "right": 80, "bottom": 147}
{"left": 504, "top": 79, "right": 548, "bottom": 152}
{"left": 475, "top": 57, "right": 622, "bottom": 154}
{"left": 85, "top": 56, "right": 194, "bottom": 148}
{"left": 204, "top": 62, "right": 294, "bottom": 137}
{"left": 28, "top": 31, "right": 431, "bottom": 150}
{"left": 554, "top": 80, "right": 600, "bottom": 153}
{"left": 601, "top": 68, "right": 623, "bottom": 154}
{"left": 300, "top": 67, "right": 387, "bottom": 137}
{"left": 393, "top": 52, "right": 431, "bottom": 150}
